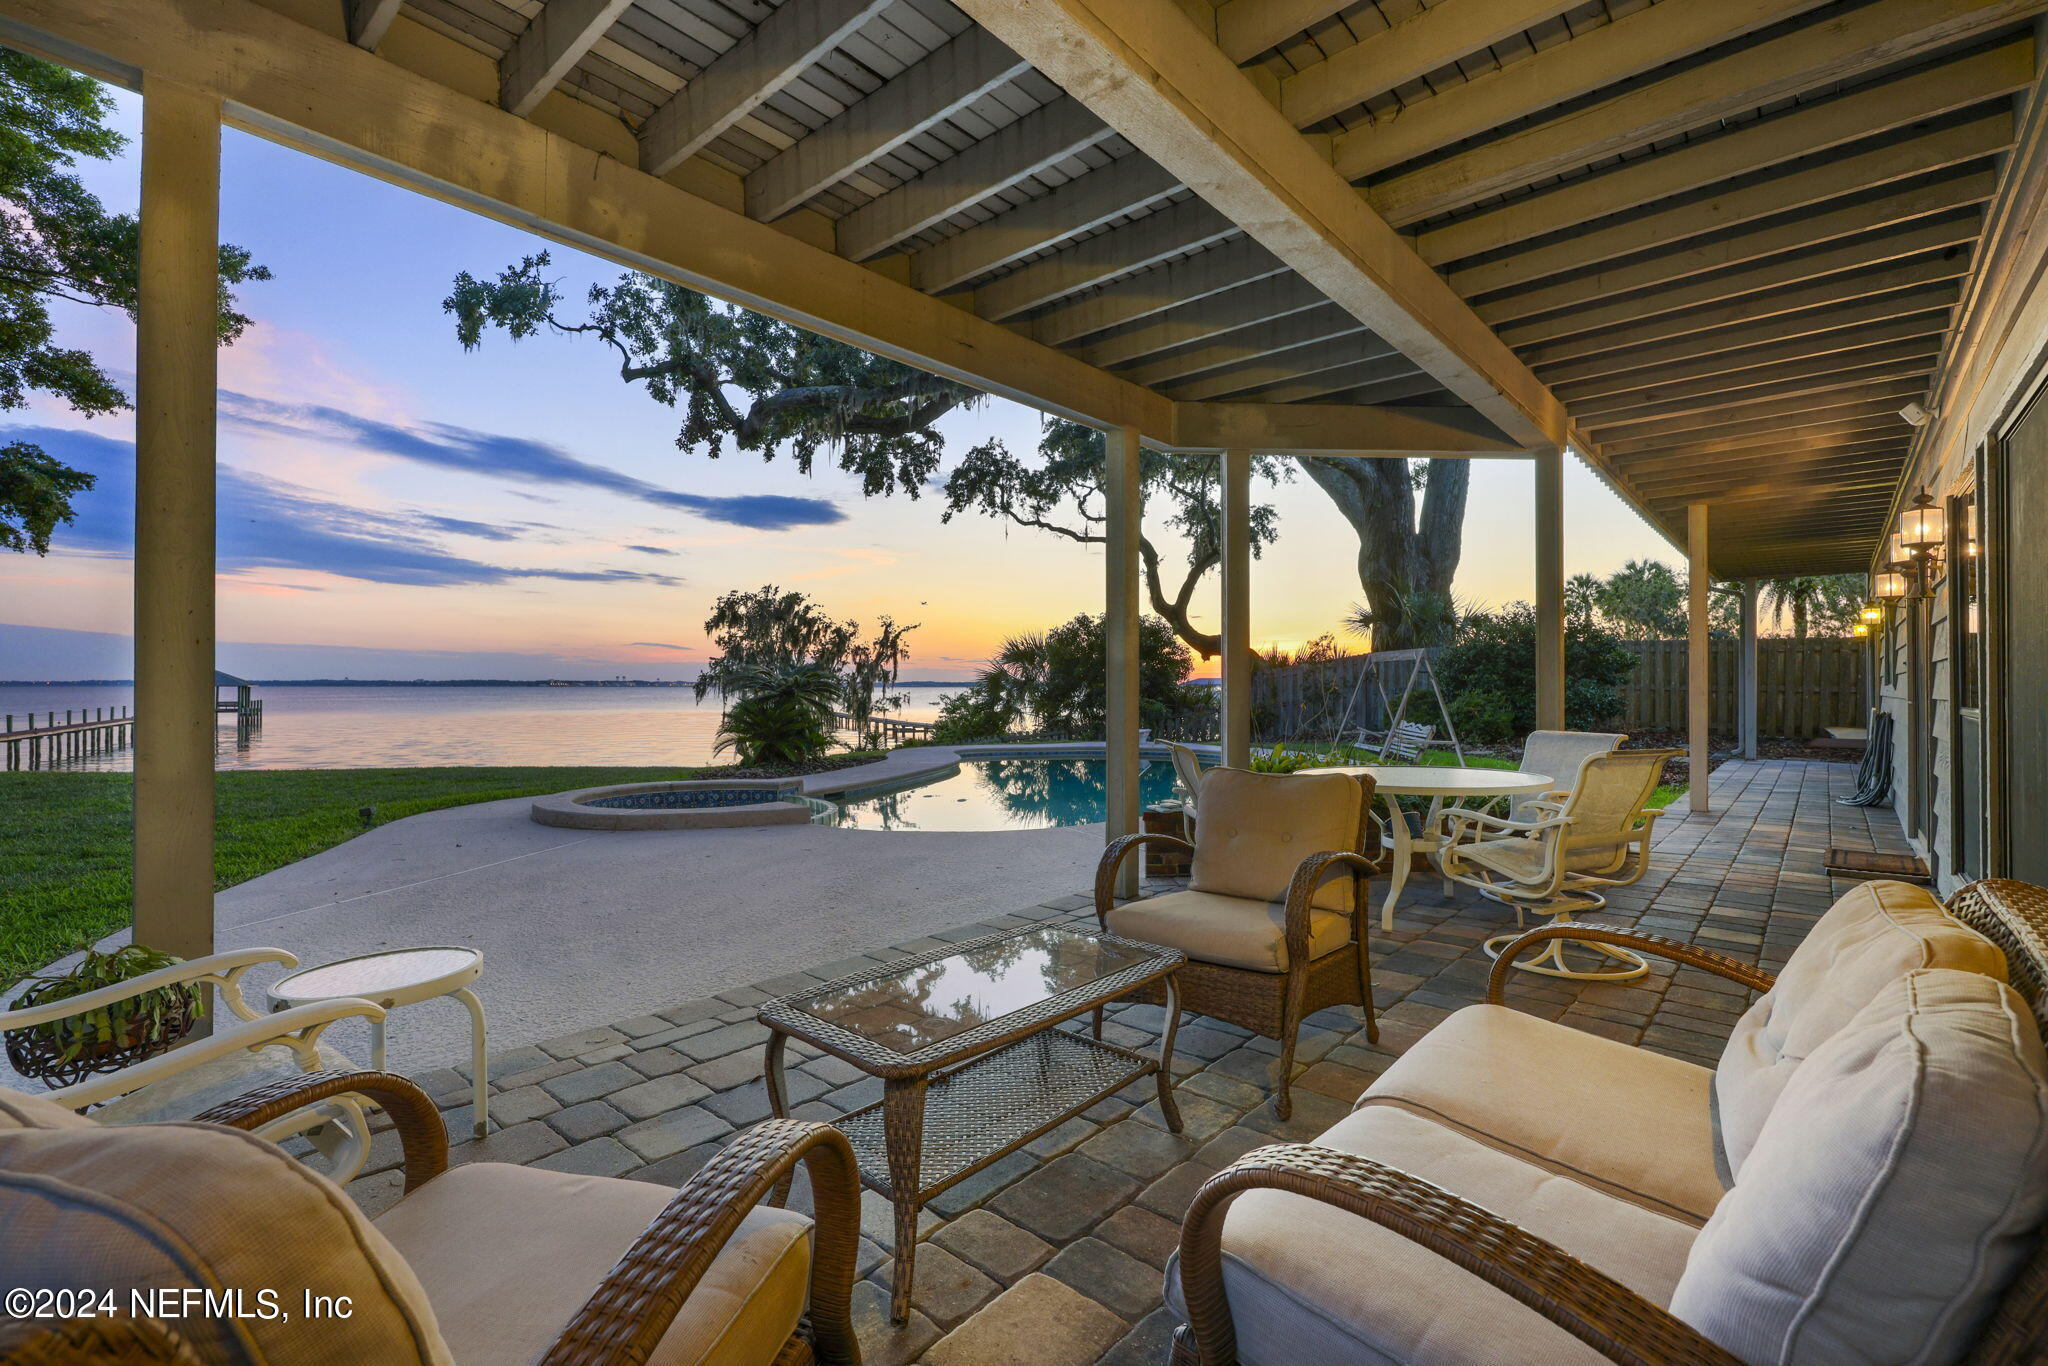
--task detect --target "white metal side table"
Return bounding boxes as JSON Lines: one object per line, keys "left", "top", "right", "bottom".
{"left": 270, "top": 946, "right": 489, "bottom": 1138}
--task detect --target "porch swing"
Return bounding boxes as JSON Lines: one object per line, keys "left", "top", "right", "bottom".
{"left": 1336, "top": 648, "right": 1467, "bottom": 765}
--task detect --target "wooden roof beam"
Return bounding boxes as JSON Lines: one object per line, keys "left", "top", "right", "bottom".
{"left": 500, "top": 0, "right": 633, "bottom": 118}
{"left": 1172, "top": 401, "right": 1524, "bottom": 455}
{"left": 1214, "top": 0, "right": 1355, "bottom": 65}
{"left": 976, "top": 198, "right": 1239, "bottom": 320}
{"left": 1593, "top": 380, "right": 1931, "bottom": 448}
{"left": 638, "top": 0, "right": 893, "bottom": 179}
{"left": 912, "top": 158, "right": 1181, "bottom": 293}
{"left": 1280, "top": 0, "right": 1585, "bottom": 129}
{"left": 1333, "top": 0, "right": 1834, "bottom": 182}
{"left": 1215, "top": 355, "right": 1430, "bottom": 406}
{"left": 1473, "top": 166, "right": 1998, "bottom": 325}
{"left": 1637, "top": 455, "right": 1909, "bottom": 499}
{"left": 1621, "top": 435, "right": 1911, "bottom": 478}
{"left": 1025, "top": 236, "right": 1289, "bottom": 346}
{"left": 1162, "top": 336, "right": 1405, "bottom": 402}
{"left": 1449, "top": 105, "right": 2007, "bottom": 294}
{"left": 1364, "top": 0, "right": 2045, "bottom": 224}
{"left": 747, "top": 27, "right": 1032, "bottom": 223}
{"left": 1075, "top": 274, "right": 1331, "bottom": 368}
{"left": 1603, "top": 404, "right": 1915, "bottom": 458}
{"left": 953, "top": 0, "right": 1572, "bottom": 448}
{"left": 1572, "top": 340, "right": 1944, "bottom": 422}
{"left": 1502, "top": 225, "right": 1979, "bottom": 351}
{"left": 345, "top": 0, "right": 402, "bottom": 51}
{"left": 1119, "top": 307, "right": 1376, "bottom": 387}
{"left": 834, "top": 96, "right": 1113, "bottom": 262}
{"left": 1591, "top": 369, "right": 1939, "bottom": 439}
{"left": 1533, "top": 284, "right": 1961, "bottom": 386}
{"left": 1556, "top": 312, "right": 1954, "bottom": 404}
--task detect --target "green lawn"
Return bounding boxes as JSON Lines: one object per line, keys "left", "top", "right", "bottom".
{"left": 0, "top": 766, "right": 697, "bottom": 987}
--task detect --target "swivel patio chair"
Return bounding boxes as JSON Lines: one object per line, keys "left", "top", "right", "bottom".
{"left": 0, "top": 1072, "right": 862, "bottom": 1366}
{"left": 1168, "top": 742, "right": 1206, "bottom": 821}
{"left": 1094, "top": 767, "right": 1378, "bottom": 1118}
{"left": 0, "top": 946, "right": 384, "bottom": 1180}
{"left": 1437, "top": 748, "right": 1680, "bottom": 980}
{"left": 1497, "top": 729, "right": 1624, "bottom": 822}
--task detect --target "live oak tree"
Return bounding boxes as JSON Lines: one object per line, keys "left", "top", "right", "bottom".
{"left": 446, "top": 253, "right": 1474, "bottom": 652}
{"left": 0, "top": 49, "right": 270, "bottom": 554}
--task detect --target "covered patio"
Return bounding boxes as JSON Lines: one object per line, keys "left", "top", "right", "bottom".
{"left": 4, "top": 0, "right": 2044, "bottom": 1363}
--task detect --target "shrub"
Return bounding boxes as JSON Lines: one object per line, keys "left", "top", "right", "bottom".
{"left": 712, "top": 663, "right": 840, "bottom": 766}
{"left": 931, "top": 678, "right": 1022, "bottom": 744}
{"left": 1432, "top": 603, "right": 1633, "bottom": 738}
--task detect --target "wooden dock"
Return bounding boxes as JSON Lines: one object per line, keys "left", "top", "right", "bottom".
{"left": 832, "top": 712, "right": 936, "bottom": 745}
{"left": 4, "top": 708, "right": 136, "bottom": 770}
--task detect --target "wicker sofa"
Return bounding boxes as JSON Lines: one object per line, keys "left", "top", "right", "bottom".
{"left": 0, "top": 1072, "right": 861, "bottom": 1365}
{"left": 1168, "top": 878, "right": 2048, "bottom": 1366}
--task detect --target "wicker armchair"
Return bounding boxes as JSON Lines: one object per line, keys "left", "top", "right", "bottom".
{"left": 1168, "top": 879, "right": 2048, "bottom": 1366}
{"left": 1094, "top": 766, "right": 1377, "bottom": 1119}
{"left": 0, "top": 1071, "right": 863, "bottom": 1366}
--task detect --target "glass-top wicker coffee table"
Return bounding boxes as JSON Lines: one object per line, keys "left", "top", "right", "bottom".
{"left": 759, "top": 924, "right": 1186, "bottom": 1322}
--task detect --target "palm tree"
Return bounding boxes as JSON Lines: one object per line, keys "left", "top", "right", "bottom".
{"left": 1760, "top": 574, "right": 1865, "bottom": 638}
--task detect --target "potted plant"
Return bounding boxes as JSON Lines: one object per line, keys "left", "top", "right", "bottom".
{"left": 5, "top": 944, "right": 205, "bottom": 1088}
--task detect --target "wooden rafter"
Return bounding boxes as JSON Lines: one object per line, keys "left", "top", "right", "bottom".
{"left": 500, "top": 0, "right": 634, "bottom": 117}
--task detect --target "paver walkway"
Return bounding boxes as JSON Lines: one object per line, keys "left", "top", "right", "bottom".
{"left": 350, "top": 760, "right": 1907, "bottom": 1365}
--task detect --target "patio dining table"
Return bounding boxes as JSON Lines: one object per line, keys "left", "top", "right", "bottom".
{"left": 1301, "top": 765, "right": 1556, "bottom": 930}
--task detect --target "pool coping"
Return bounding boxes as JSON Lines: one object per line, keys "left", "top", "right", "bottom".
{"left": 532, "top": 777, "right": 814, "bottom": 831}
{"left": 801, "top": 740, "right": 1219, "bottom": 804}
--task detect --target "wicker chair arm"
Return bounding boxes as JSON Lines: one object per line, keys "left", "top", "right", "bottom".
{"left": 1093, "top": 832, "right": 1195, "bottom": 922}
{"left": 0, "top": 1314, "right": 204, "bottom": 1364}
{"left": 1282, "top": 851, "right": 1376, "bottom": 962}
{"left": 194, "top": 1069, "right": 449, "bottom": 1193}
{"left": 1175, "top": 1144, "right": 1744, "bottom": 1366}
{"left": 539, "top": 1119, "right": 862, "bottom": 1366}
{"left": 1486, "top": 926, "right": 1776, "bottom": 1003}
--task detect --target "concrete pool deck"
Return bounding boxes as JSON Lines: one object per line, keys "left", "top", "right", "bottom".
{"left": 207, "top": 789, "right": 1105, "bottom": 1070}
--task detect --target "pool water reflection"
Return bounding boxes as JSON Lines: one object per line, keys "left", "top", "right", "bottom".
{"left": 828, "top": 756, "right": 1189, "bottom": 831}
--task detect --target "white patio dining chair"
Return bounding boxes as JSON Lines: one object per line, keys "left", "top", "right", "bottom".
{"left": 1437, "top": 748, "right": 1682, "bottom": 981}
{"left": 1168, "top": 741, "right": 1206, "bottom": 819}
{"left": 1497, "top": 729, "right": 1624, "bottom": 822}
{"left": 0, "top": 947, "right": 384, "bottom": 1180}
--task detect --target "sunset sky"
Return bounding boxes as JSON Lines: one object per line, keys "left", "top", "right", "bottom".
{"left": 0, "top": 82, "right": 1676, "bottom": 683}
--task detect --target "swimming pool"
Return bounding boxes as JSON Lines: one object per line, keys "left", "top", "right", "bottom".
{"left": 827, "top": 755, "right": 1190, "bottom": 831}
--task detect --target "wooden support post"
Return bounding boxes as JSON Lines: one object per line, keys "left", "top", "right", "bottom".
{"left": 1534, "top": 446, "right": 1565, "bottom": 732}
{"left": 132, "top": 77, "right": 219, "bottom": 962}
{"left": 1106, "top": 425, "right": 1143, "bottom": 897}
{"left": 1220, "top": 446, "right": 1253, "bottom": 768}
{"left": 1688, "top": 503, "right": 1712, "bottom": 814}
{"left": 1738, "top": 578, "right": 1760, "bottom": 760}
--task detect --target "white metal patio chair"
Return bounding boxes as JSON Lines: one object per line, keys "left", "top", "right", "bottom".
{"left": 1437, "top": 749, "right": 1682, "bottom": 981}
{"left": 1498, "top": 729, "right": 1625, "bottom": 822}
{"left": 0, "top": 947, "right": 384, "bottom": 1180}
{"left": 1168, "top": 741, "right": 1206, "bottom": 819}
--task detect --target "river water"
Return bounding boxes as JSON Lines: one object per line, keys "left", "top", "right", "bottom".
{"left": 0, "top": 684, "right": 965, "bottom": 771}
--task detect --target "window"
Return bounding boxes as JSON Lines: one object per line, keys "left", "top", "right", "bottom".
{"left": 1956, "top": 490, "right": 1981, "bottom": 710}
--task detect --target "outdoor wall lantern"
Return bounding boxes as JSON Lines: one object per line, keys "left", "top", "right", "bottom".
{"left": 1873, "top": 571, "right": 1911, "bottom": 600}
{"left": 1900, "top": 488, "right": 1948, "bottom": 551}
{"left": 1854, "top": 622, "right": 1871, "bottom": 637}
{"left": 1860, "top": 605, "right": 1883, "bottom": 625}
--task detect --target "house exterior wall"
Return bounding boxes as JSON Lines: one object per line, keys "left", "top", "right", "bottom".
{"left": 1877, "top": 25, "right": 2048, "bottom": 892}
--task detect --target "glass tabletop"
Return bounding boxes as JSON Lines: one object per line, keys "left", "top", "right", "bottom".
{"left": 782, "top": 926, "right": 1159, "bottom": 1055}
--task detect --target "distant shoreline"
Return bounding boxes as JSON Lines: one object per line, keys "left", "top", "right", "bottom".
{"left": 0, "top": 678, "right": 968, "bottom": 688}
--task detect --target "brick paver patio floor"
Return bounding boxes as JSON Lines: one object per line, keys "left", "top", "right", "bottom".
{"left": 351, "top": 759, "right": 1908, "bottom": 1365}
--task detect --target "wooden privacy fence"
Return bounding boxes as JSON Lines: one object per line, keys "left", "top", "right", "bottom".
{"left": 1250, "top": 651, "right": 1397, "bottom": 742}
{"left": 1622, "top": 638, "right": 1868, "bottom": 736}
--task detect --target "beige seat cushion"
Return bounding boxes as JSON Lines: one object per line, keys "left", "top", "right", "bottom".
{"left": 1714, "top": 879, "right": 2005, "bottom": 1178}
{"left": 1106, "top": 888, "right": 1352, "bottom": 974}
{"left": 0, "top": 1086, "right": 94, "bottom": 1129}
{"left": 377, "top": 1161, "right": 811, "bottom": 1366}
{"left": 1191, "top": 767, "right": 1364, "bottom": 913}
{"left": 1674, "top": 969, "right": 2048, "bottom": 1366}
{"left": 0, "top": 1117, "right": 449, "bottom": 1364}
{"left": 1359, "top": 1004, "right": 1723, "bottom": 1224}
{"left": 90, "top": 1039, "right": 360, "bottom": 1125}
{"left": 1167, "top": 1103, "right": 1698, "bottom": 1366}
